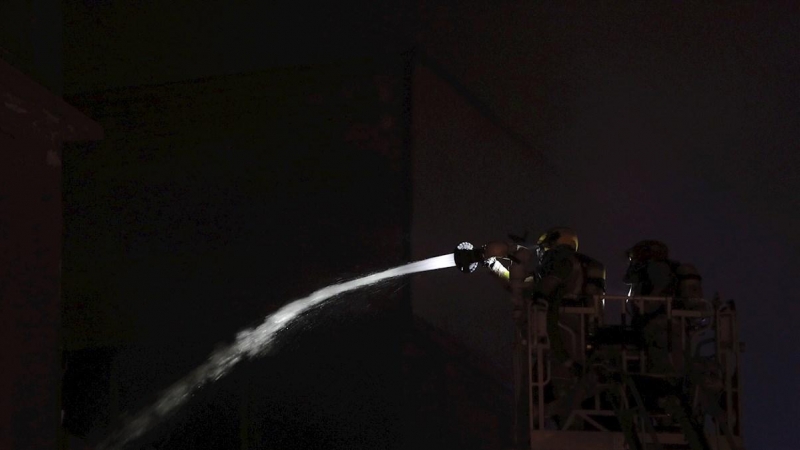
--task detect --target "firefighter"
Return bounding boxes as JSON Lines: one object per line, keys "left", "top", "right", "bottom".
{"left": 528, "top": 227, "right": 606, "bottom": 434}
{"left": 623, "top": 240, "right": 704, "bottom": 373}
{"left": 621, "top": 240, "right": 716, "bottom": 450}
{"left": 454, "top": 227, "right": 606, "bottom": 443}
{"left": 531, "top": 227, "right": 605, "bottom": 371}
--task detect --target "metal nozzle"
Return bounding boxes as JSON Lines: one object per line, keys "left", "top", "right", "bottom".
{"left": 453, "top": 242, "right": 483, "bottom": 273}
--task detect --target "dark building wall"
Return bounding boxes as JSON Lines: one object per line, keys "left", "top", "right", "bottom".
{"left": 61, "top": 57, "right": 413, "bottom": 448}
{"left": 0, "top": 60, "right": 101, "bottom": 450}
{"left": 410, "top": 62, "right": 559, "bottom": 378}
{"left": 401, "top": 317, "right": 514, "bottom": 449}
{"left": 0, "top": 108, "right": 63, "bottom": 450}
{"left": 63, "top": 58, "right": 412, "bottom": 348}
{"left": 63, "top": 1, "right": 416, "bottom": 95}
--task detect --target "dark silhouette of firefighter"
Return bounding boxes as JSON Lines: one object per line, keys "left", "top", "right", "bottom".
{"left": 624, "top": 239, "right": 703, "bottom": 373}
{"left": 622, "top": 239, "right": 713, "bottom": 450}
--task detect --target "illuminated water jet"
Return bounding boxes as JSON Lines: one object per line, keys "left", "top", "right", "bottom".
{"left": 98, "top": 253, "right": 456, "bottom": 450}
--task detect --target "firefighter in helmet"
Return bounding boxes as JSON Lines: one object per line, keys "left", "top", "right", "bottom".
{"left": 623, "top": 239, "right": 712, "bottom": 449}
{"left": 532, "top": 228, "right": 605, "bottom": 369}
{"left": 454, "top": 226, "right": 605, "bottom": 442}
{"left": 624, "top": 239, "right": 704, "bottom": 373}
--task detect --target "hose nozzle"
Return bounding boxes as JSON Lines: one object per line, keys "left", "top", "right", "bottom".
{"left": 453, "top": 242, "right": 484, "bottom": 273}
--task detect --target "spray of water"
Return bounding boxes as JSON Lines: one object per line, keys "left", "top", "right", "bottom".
{"left": 98, "top": 253, "right": 456, "bottom": 450}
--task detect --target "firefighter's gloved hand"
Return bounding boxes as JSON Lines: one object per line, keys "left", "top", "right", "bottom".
{"left": 454, "top": 242, "right": 485, "bottom": 273}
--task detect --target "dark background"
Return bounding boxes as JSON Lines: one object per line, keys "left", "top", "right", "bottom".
{"left": 60, "top": 58, "right": 415, "bottom": 449}
{"left": 1, "top": 2, "right": 797, "bottom": 450}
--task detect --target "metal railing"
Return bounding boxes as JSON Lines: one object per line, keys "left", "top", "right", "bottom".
{"left": 526, "top": 294, "right": 744, "bottom": 450}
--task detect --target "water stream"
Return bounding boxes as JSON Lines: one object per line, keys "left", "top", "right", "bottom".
{"left": 98, "top": 253, "right": 456, "bottom": 449}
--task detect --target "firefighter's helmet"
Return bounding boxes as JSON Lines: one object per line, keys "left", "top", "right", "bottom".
{"left": 536, "top": 227, "right": 579, "bottom": 253}
{"left": 626, "top": 240, "right": 669, "bottom": 262}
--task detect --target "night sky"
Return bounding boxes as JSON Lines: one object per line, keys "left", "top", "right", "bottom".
{"left": 45, "top": 2, "right": 800, "bottom": 450}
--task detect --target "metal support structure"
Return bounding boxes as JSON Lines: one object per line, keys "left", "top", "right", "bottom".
{"left": 527, "top": 294, "right": 745, "bottom": 450}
